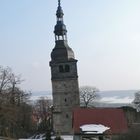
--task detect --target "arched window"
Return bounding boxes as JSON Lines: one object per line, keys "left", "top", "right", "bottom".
{"left": 65, "top": 65, "right": 70, "bottom": 72}
{"left": 59, "top": 65, "right": 64, "bottom": 73}
{"left": 59, "top": 65, "right": 70, "bottom": 73}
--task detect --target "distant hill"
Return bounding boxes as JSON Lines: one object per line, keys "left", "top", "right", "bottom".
{"left": 31, "top": 90, "right": 137, "bottom": 107}
{"left": 99, "top": 90, "right": 136, "bottom": 98}
{"left": 30, "top": 91, "right": 52, "bottom": 100}
{"left": 99, "top": 90, "right": 136, "bottom": 104}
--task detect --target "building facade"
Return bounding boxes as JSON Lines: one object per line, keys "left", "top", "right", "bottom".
{"left": 50, "top": 0, "right": 80, "bottom": 134}
{"left": 73, "top": 108, "right": 128, "bottom": 140}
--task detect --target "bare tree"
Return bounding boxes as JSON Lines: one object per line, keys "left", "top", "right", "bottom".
{"left": 80, "top": 86, "right": 99, "bottom": 107}
{"left": 34, "top": 97, "right": 52, "bottom": 119}
{"left": 0, "top": 66, "right": 12, "bottom": 93}
{"left": 0, "top": 66, "right": 27, "bottom": 105}
{"left": 132, "top": 91, "right": 140, "bottom": 112}
{"left": 0, "top": 66, "right": 33, "bottom": 138}
{"left": 33, "top": 97, "right": 52, "bottom": 132}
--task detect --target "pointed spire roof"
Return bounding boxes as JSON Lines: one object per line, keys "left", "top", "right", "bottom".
{"left": 51, "top": 0, "right": 75, "bottom": 62}
{"left": 54, "top": 0, "right": 67, "bottom": 39}
{"left": 56, "top": 0, "right": 64, "bottom": 18}
{"left": 58, "top": 0, "right": 60, "bottom": 6}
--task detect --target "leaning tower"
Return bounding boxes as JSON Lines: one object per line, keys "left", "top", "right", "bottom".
{"left": 49, "top": 0, "right": 80, "bottom": 134}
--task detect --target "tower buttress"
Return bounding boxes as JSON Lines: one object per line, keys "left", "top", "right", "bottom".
{"left": 50, "top": 0, "right": 80, "bottom": 134}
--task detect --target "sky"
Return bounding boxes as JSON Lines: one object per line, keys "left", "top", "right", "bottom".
{"left": 0, "top": 0, "right": 140, "bottom": 91}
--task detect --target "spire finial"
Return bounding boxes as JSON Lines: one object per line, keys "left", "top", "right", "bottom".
{"left": 58, "top": 0, "right": 61, "bottom": 7}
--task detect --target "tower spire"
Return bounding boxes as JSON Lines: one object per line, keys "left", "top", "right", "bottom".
{"left": 58, "top": 0, "right": 61, "bottom": 7}
{"left": 54, "top": 0, "right": 67, "bottom": 41}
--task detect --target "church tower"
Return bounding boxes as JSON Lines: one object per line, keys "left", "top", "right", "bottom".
{"left": 50, "top": 0, "right": 80, "bottom": 134}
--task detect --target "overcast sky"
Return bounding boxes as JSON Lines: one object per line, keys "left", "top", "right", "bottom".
{"left": 0, "top": 0, "right": 140, "bottom": 91}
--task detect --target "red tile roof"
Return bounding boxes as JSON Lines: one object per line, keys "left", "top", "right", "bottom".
{"left": 73, "top": 108, "right": 128, "bottom": 134}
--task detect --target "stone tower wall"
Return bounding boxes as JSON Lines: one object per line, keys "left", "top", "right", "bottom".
{"left": 52, "top": 79, "right": 79, "bottom": 134}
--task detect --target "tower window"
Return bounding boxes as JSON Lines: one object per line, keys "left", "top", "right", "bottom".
{"left": 59, "top": 65, "right": 64, "bottom": 73}
{"left": 65, "top": 65, "right": 70, "bottom": 72}
{"left": 59, "top": 65, "right": 70, "bottom": 73}
{"left": 64, "top": 98, "right": 67, "bottom": 102}
{"left": 66, "top": 114, "right": 69, "bottom": 118}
